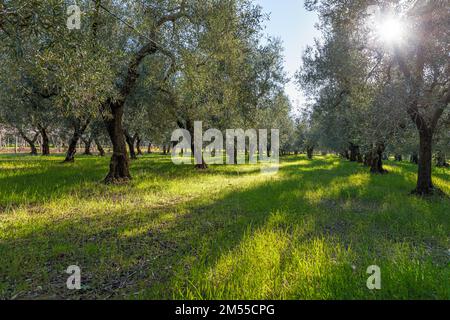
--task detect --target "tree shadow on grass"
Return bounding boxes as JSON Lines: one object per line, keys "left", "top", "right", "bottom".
{"left": 0, "top": 157, "right": 109, "bottom": 207}
{"left": 1, "top": 156, "right": 448, "bottom": 299}
{"left": 0, "top": 156, "right": 346, "bottom": 298}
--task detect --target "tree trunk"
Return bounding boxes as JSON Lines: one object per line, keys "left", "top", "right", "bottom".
{"left": 410, "top": 152, "right": 418, "bottom": 164}
{"left": 136, "top": 135, "right": 143, "bottom": 155}
{"left": 18, "top": 130, "right": 39, "bottom": 155}
{"left": 435, "top": 151, "right": 448, "bottom": 168}
{"left": 233, "top": 143, "right": 238, "bottom": 164}
{"left": 357, "top": 153, "right": 363, "bottom": 163}
{"left": 395, "top": 154, "right": 403, "bottom": 161}
{"left": 363, "top": 152, "right": 371, "bottom": 167}
{"left": 29, "top": 140, "right": 38, "bottom": 155}
{"left": 349, "top": 143, "right": 360, "bottom": 162}
{"left": 147, "top": 143, "right": 152, "bottom": 154}
{"left": 344, "top": 149, "right": 350, "bottom": 160}
{"left": 64, "top": 121, "right": 89, "bottom": 162}
{"left": 436, "top": 152, "right": 448, "bottom": 167}
{"left": 64, "top": 138, "right": 78, "bottom": 162}
{"left": 413, "top": 131, "right": 434, "bottom": 195}
{"left": 103, "top": 101, "right": 131, "bottom": 183}
{"left": 370, "top": 143, "right": 388, "bottom": 174}
{"left": 39, "top": 126, "right": 50, "bottom": 156}
{"left": 83, "top": 137, "right": 93, "bottom": 155}
{"left": 95, "top": 139, "right": 105, "bottom": 157}
{"left": 124, "top": 131, "right": 137, "bottom": 160}
{"left": 306, "top": 146, "right": 314, "bottom": 160}
{"left": 190, "top": 140, "right": 208, "bottom": 169}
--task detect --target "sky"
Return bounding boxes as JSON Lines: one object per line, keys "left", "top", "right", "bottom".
{"left": 254, "top": 0, "right": 321, "bottom": 114}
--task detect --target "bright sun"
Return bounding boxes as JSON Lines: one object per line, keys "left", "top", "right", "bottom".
{"left": 376, "top": 18, "right": 405, "bottom": 44}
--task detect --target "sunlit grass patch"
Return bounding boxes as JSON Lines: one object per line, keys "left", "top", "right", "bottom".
{"left": 0, "top": 154, "right": 448, "bottom": 299}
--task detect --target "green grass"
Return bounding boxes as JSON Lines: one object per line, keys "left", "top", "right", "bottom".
{"left": 0, "top": 154, "right": 449, "bottom": 299}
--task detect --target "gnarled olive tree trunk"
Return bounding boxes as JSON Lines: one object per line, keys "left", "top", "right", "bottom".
{"left": 18, "top": 130, "right": 39, "bottom": 155}
{"left": 103, "top": 101, "right": 131, "bottom": 183}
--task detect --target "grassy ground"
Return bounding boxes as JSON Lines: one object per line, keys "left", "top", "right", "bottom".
{"left": 0, "top": 154, "right": 448, "bottom": 300}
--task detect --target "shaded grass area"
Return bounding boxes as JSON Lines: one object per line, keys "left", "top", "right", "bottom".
{"left": 0, "top": 154, "right": 448, "bottom": 299}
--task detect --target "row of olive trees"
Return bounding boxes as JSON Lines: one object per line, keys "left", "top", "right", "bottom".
{"left": 0, "top": 0, "right": 296, "bottom": 181}
{"left": 297, "top": 0, "right": 449, "bottom": 195}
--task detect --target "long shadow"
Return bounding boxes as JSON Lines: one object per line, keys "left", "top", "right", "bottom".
{"left": 0, "top": 156, "right": 351, "bottom": 299}
{"left": 1, "top": 156, "right": 448, "bottom": 299}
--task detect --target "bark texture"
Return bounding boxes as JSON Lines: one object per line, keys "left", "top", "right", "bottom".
{"left": 38, "top": 126, "right": 50, "bottom": 156}
{"left": 103, "top": 101, "right": 131, "bottom": 184}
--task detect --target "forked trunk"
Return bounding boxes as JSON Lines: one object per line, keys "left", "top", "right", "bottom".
{"left": 413, "top": 131, "right": 434, "bottom": 195}
{"left": 83, "top": 138, "right": 93, "bottom": 155}
{"left": 103, "top": 101, "right": 131, "bottom": 183}
{"left": 19, "top": 130, "right": 39, "bottom": 155}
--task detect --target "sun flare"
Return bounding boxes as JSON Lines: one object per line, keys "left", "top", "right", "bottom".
{"left": 376, "top": 18, "right": 405, "bottom": 44}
